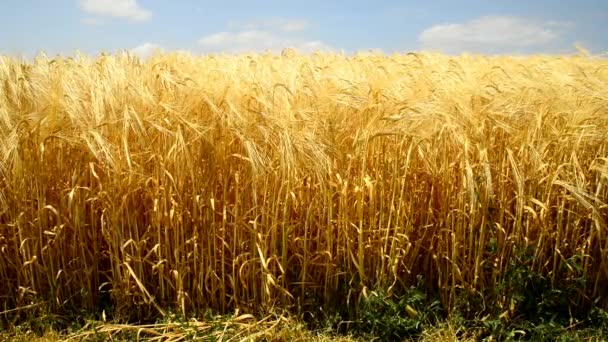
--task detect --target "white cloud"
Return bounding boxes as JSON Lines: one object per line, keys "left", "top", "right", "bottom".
{"left": 130, "top": 42, "right": 162, "bottom": 58}
{"left": 79, "top": 0, "right": 151, "bottom": 22}
{"left": 281, "top": 20, "right": 310, "bottom": 33}
{"left": 227, "top": 17, "right": 310, "bottom": 33}
{"left": 419, "top": 16, "right": 567, "bottom": 54}
{"left": 199, "top": 30, "right": 329, "bottom": 53}
{"left": 199, "top": 18, "right": 329, "bottom": 54}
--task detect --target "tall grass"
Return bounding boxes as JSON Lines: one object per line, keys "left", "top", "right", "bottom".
{"left": 0, "top": 51, "right": 607, "bottom": 321}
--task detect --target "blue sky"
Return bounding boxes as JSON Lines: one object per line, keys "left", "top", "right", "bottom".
{"left": 1, "top": 0, "right": 607, "bottom": 57}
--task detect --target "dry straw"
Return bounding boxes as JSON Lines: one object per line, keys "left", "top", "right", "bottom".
{"left": 0, "top": 51, "right": 606, "bottom": 320}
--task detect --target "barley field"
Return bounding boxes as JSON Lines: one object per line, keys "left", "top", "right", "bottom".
{"left": 0, "top": 51, "right": 607, "bottom": 326}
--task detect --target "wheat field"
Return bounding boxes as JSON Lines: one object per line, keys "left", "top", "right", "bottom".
{"left": 0, "top": 51, "right": 607, "bottom": 322}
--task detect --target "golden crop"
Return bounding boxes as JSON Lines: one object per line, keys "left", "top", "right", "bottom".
{"left": 0, "top": 51, "right": 607, "bottom": 319}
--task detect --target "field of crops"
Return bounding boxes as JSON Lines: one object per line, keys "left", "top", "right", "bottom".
{"left": 0, "top": 51, "right": 607, "bottom": 326}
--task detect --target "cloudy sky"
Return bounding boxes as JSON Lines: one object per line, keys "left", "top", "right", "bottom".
{"left": 1, "top": 0, "right": 606, "bottom": 58}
